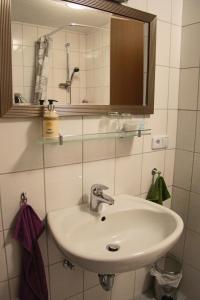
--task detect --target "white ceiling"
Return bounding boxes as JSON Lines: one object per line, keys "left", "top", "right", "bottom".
{"left": 11, "top": 0, "right": 111, "bottom": 30}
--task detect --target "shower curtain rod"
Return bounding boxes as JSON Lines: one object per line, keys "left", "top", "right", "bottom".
{"left": 44, "top": 22, "right": 107, "bottom": 38}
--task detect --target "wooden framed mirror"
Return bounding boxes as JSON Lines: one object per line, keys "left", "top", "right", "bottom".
{"left": 0, "top": 0, "right": 156, "bottom": 117}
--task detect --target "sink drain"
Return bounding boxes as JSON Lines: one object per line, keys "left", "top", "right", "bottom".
{"left": 106, "top": 244, "right": 120, "bottom": 252}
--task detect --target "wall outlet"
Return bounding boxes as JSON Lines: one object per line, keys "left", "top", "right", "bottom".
{"left": 151, "top": 135, "right": 169, "bottom": 150}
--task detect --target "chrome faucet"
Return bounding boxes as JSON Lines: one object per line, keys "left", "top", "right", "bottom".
{"left": 90, "top": 184, "right": 114, "bottom": 212}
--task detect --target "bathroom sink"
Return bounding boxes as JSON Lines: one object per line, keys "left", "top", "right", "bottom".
{"left": 48, "top": 195, "right": 183, "bottom": 274}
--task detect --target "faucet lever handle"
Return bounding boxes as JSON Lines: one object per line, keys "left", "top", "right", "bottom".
{"left": 91, "top": 184, "right": 109, "bottom": 196}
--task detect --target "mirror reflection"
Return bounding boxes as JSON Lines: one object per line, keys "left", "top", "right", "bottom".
{"left": 11, "top": 0, "right": 149, "bottom": 106}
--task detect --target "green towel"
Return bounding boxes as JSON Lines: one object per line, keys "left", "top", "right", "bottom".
{"left": 146, "top": 175, "right": 170, "bottom": 205}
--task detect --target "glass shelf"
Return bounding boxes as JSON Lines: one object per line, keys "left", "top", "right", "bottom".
{"left": 39, "top": 129, "right": 151, "bottom": 145}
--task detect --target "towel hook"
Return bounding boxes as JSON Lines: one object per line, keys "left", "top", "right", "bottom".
{"left": 20, "top": 192, "right": 27, "bottom": 206}
{"left": 152, "top": 168, "right": 161, "bottom": 176}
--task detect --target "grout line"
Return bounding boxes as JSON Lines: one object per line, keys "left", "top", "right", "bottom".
{"left": 0, "top": 194, "right": 11, "bottom": 299}
{"left": 182, "top": 21, "right": 200, "bottom": 28}
{"left": 0, "top": 148, "right": 176, "bottom": 178}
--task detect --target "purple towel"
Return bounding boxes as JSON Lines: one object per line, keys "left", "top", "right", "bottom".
{"left": 13, "top": 203, "right": 48, "bottom": 300}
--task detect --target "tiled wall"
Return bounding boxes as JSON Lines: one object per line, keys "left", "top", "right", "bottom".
{"left": 0, "top": 0, "right": 183, "bottom": 299}
{"left": 172, "top": 0, "right": 200, "bottom": 299}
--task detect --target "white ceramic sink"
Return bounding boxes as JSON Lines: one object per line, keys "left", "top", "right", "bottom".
{"left": 48, "top": 195, "right": 183, "bottom": 274}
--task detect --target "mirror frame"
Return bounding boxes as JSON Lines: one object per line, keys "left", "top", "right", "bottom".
{"left": 0, "top": 0, "right": 156, "bottom": 117}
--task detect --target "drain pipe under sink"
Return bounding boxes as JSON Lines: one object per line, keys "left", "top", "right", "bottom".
{"left": 98, "top": 274, "right": 115, "bottom": 291}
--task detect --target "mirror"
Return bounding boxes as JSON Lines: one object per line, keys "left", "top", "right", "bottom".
{"left": 11, "top": 0, "right": 151, "bottom": 106}
{"left": 0, "top": 0, "right": 156, "bottom": 117}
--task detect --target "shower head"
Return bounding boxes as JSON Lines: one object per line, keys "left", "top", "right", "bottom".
{"left": 70, "top": 67, "right": 80, "bottom": 81}
{"left": 65, "top": 42, "right": 70, "bottom": 48}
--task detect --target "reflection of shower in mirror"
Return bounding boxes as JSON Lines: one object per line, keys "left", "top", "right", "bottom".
{"left": 59, "top": 41, "right": 80, "bottom": 104}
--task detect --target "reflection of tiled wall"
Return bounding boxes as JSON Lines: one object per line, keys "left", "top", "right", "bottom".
{"left": 172, "top": 1, "right": 200, "bottom": 299}
{"left": 0, "top": 1, "right": 183, "bottom": 300}
{"left": 12, "top": 22, "right": 87, "bottom": 105}
{"left": 85, "top": 23, "right": 110, "bottom": 105}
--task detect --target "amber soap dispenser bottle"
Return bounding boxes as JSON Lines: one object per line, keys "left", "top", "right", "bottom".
{"left": 43, "top": 99, "right": 59, "bottom": 138}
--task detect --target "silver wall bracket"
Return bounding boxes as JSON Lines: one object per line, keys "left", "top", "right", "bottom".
{"left": 63, "top": 259, "right": 75, "bottom": 270}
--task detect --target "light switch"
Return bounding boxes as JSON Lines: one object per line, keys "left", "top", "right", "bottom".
{"left": 151, "top": 135, "right": 168, "bottom": 150}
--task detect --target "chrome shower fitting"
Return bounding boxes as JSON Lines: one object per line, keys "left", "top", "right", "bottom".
{"left": 59, "top": 42, "right": 80, "bottom": 90}
{"left": 59, "top": 67, "right": 80, "bottom": 89}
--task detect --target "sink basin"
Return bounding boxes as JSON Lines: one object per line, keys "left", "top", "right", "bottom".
{"left": 48, "top": 195, "right": 183, "bottom": 274}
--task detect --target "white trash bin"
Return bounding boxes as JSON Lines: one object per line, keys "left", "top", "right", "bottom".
{"left": 151, "top": 256, "right": 182, "bottom": 300}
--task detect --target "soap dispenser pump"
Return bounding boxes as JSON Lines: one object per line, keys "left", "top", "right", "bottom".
{"left": 43, "top": 99, "right": 59, "bottom": 138}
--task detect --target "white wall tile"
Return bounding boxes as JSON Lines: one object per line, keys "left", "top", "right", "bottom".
{"left": 83, "top": 159, "right": 115, "bottom": 203}
{"left": 115, "top": 155, "right": 142, "bottom": 196}
{"left": 47, "top": 231, "right": 64, "bottom": 265}
{"left": 50, "top": 262, "right": 83, "bottom": 300}
{"left": 84, "top": 285, "right": 111, "bottom": 300}
{"left": 23, "top": 66, "right": 34, "bottom": 87}
{"left": 164, "top": 149, "right": 175, "bottom": 186}
{"left": 9, "top": 276, "right": 20, "bottom": 300}
{"left": 67, "top": 294, "right": 83, "bottom": 300}
{"left": 174, "top": 150, "right": 193, "bottom": 190}
{"left": 111, "top": 271, "right": 135, "bottom": 300}
{"left": 12, "top": 23, "right": 23, "bottom": 45}
{"left": 4, "top": 229, "right": 22, "bottom": 278}
{"left": 181, "top": 24, "right": 200, "bottom": 68}
{"left": 44, "top": 117, "right": 82, "bottom": 168}
{"left": 198, "top": 78, "right": 200, "bottom": 111}
{"left": 179, "top": 68, "right": 199, "bottom": 110}
{"left": 116, "top": 136, "right": 143, "bottom": 157}
{"left": 171, "top": 230, "right": 186, "bottom": 261}
{"left": 191, "top": 153, "right": 200, "bottom": 194}
{"left": 181, "top": 264, "right": 200, "bottom": 300}
{"left": 52, "top": 31, "right": 66, "bottom": 50}
{"left": 184, "top": 230, "right": 200, "bottom": 270}
{"left": 156, "top": 21, "right": 171, "bottom": 66}
{"left": 84, "top": 271, "right": 99, "bottom": 290}
{"left": 0, "top": 169, "right": 45, "bottom": 230}
{"left": 170, "top": 25, "right": 181, "bottom": 68}
{"left": 0, "top": 232, "right": 7, "bottom": 282}
{"left": 141, "top": 151, "right": 165, "bottom": 193}
{"left": 182, "top": 0, "right": 200, "bottom": 26}
{"left": 177, "top": 110, "right": 197, "bottom": 151}
{"left": 167, "top": 110, "right": 178, "bottom": 149}
{"left": 0, "top": 206, "right": 2, "bottom": 232}
{"left": 134, "top": 266, "right": 152, "bottom": 297}
{"left": 22, "top": 24, "right": 37, "bottom": 46}
{"left": 0, "top": 119, "right": 43, "bottom": 174}
{"left": 171, "top": 0, "right": 183, "bottom": 25}
{"left": 172, "top": 187, "right": 189, "bottom": 223}
{"left": 195, "top": 111, "right": 200, "bottom": 153}
{"left": 12, "top": 45, "right": 23, "bottom": 66}
{"left": 67, "top": 32, "right": 80, "bottom": 51}
{"left": 45, "top": 163, "right": 82, "bottom": 212}
{"left": 154, "top": 66, "right": 169, "bottom": 109}
{"left": 12, "top": 66, "right": 23, "bottom": 87}
{"left": 168, "top": 68, "right": 180, "bottom": 109}
{"left": 144, "top": 110, "right": 167, "bottom": 152}
{"left": 83, "top": 138, "right": 115, "bottom": 163}
{"left": 0, "top": 281, "right": 10, "bottom": 300}
{"left": 188, "top": 192, "right": 200, "bottom": 234}
{"left": 148, "top": 0, "right": 171, "bottom": 22}
{"left": 82, "top": 116, "right": 116, "bottom": 162}
{"left": 23, "top": 46, "right": 35, "bottom": 67}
